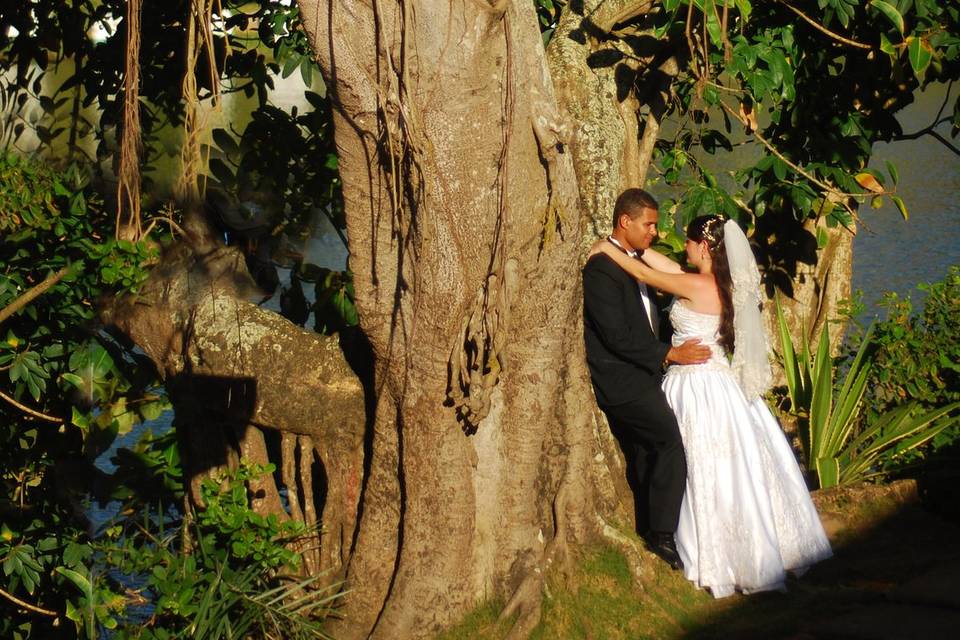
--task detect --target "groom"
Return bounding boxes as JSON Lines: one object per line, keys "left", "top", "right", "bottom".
{"left": 582, "top": 188, "right": 709, "bottom": 570}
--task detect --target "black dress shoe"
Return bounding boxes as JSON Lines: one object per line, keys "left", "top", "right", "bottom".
{"left": 645, "top": 531, "right": 684, "bottom": 571}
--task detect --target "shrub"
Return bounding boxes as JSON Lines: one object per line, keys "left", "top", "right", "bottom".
{"left": 0, "top": 151, "right": 161, "bottom": 638}
{"left": 864, "top": 266, "right": 960, "bottom": 468}
{"left": 775, "top": 298, "right": 959, "bottom": 488}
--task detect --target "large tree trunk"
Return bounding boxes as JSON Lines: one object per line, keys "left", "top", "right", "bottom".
{"left": 296, "top": 1, "right": 633, "bottom": 637}
{"left": 757, "top": 212, "right": 855, "bottom": 375}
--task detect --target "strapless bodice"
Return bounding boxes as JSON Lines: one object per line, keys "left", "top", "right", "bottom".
{"left": 669, "top": 302, "right": 729, "bottom": 368}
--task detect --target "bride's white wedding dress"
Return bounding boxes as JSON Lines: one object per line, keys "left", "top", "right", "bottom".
{"left": 663, "top": 302, "right": 832, "bottom": 598}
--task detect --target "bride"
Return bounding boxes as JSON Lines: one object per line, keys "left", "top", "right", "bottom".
{"left": 590, "top": 214, "right": 832, "bottom": 598}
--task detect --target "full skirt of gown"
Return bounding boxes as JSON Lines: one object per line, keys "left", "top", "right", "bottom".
{"left": 663, "top": 303, "right": 832, "bottom": 598}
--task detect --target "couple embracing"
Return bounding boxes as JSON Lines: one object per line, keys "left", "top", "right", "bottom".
{"left": 583, "top": 188, "right": 832, "bottom": 598}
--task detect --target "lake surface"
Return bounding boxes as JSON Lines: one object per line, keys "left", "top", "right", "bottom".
{"left": 856, "top": 84, "right": 960, "bottom": 318}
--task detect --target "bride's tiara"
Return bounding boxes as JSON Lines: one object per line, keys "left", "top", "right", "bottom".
{"left": 701, "top": 216, "right": 726, "bottom": 246}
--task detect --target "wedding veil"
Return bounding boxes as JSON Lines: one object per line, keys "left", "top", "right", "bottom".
{"left": 724, "top": 219, "right": 772, "bottom": 400}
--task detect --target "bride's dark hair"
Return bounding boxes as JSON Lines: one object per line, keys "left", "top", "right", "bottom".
{"left": 686, "top": 215, "right": 735, "bottom": 354}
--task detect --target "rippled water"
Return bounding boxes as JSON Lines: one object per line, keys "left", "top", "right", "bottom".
{"left": 856, "top": 84, "right": 960, "bottom": 318}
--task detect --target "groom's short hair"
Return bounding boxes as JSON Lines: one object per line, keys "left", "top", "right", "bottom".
{"left": 613, "top": 188, "right": 658, "bottom": 229}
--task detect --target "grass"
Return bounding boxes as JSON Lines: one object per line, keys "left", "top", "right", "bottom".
{"left": 438, "top": 544, "right": 714, "bottom": 640}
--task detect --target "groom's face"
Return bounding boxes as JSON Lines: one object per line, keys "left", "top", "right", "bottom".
{"left": 622, "top": 206, "right": 659, "bottom": 251}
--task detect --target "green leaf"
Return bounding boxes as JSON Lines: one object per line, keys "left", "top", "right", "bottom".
{"left": 816, "top": 225, "right": 829, "bottom": 249}
{"left": 704, "top": 0, "right": 724, "bottom": 47}
{"left": 809, "top": 326, "right": 834, "bottom": 460}
{"left": 735, "top": 0, "right": 753, "bottom": 22}
{"left": 772, "top": 157, "right": 788, "bottom": 181}
{"left": 211, "top": 128, "right": 238, "bottom": 155}
{"left": 208, "top": 158, "right": 235, "bottom": 187}
{"left": 871, "top": 0, "right": 905, "bottom": 33}
{"left": 908, "top": 37, "right": 934, "bottom": 80}
{"left": 56, "top": 567, "right": 93, "bottom": 598}
{"left": 281, "top": 54, "right": 300, "bottom": 79}
{"left": 300, "top": 59, "right": 314, "bottom": 86}
{"left": 891, "top": 195, "right": 909, "bottom": 220}
{"left": 885, "top": 160, "right": 899, "bottom": 185}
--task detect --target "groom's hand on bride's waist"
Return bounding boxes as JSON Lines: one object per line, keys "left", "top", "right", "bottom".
{"left": 665, "top": 339, "right": 711, "bottom": 366}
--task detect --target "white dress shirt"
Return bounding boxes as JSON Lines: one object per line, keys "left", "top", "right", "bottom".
{"left": 608, "top": 237, "right": 655, "bottom": 333}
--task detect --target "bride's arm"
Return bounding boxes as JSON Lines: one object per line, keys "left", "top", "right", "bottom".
{"left": 588, "top": 241, "right": 710, "bottom": 300}
{"left": 636, "top": 247, "right": 684, "bottom": 274}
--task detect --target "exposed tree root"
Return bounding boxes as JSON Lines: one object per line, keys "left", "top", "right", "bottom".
{"left": 499, "top": 569, "right": 545, "bottom": 640}
{"left": 598, "top": 515, "right": 650, "bottom": 584}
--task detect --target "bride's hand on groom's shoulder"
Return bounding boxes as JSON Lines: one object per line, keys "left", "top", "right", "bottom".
{"left": 587, "top": 239, "right": 609, "bottom": 259}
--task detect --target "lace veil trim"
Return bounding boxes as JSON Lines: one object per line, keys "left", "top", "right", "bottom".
{"left": 724, "top": 220, "right": 772, "bottom": 400}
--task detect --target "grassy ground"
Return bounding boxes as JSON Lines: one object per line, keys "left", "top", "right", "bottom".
{"left": 436, "top": 480, "right": 960, "bottom": 639}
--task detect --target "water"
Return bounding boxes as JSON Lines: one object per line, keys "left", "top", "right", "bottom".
{"left": 855, "top": 84, "right": 960, "bottom": 318}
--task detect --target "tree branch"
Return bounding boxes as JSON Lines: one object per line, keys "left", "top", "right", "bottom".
{"left": 776, "top": 0, "right": 872, "bottom": 50}
{"left": 599, "top": 1, "right": 656, "bottom": 33}
{"left": 0, "top": 585, "right": 58, "bottom": 617}
{"left": 0, "top": 389, "right": 62, "bottom": 423}
{"left": 889, "top": 82, "right": 960, "bottom": 157}
{"left": 927, "top": 129, "right": 960, "bottom": 156}
{"left": 0, "top": 266, "right": 71, "bottom": 326}
{"left": 719, "top": 99, "right": 872, "bottom": 225}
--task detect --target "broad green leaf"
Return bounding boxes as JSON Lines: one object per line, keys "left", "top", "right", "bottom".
{"left": 281, "top": 53, "right": 300, "bottom": 79}
{"left": 300, "top": 60, "right": 313, "bottom": 86}
{"left": 704, "top": 0, "right": 724, "bottom": 47}
{"left": 56, "top": 567, "right": 93, "bottom": 597}
{"left": 908, "top": 37, "right": 934, "bottom": 80}
{"left": 815, "top": 225, "right": 829, "bottom": 249}
{"left": 816, "top": 457, "right": 840, "bottom": 488}
{"left": 208, "top": 158, "right": 235, "bottom": 187}
{"left": 211, "top": 128, "right": 238, "bottom": 155}
{"left": 871, "top": 0, "right": 905, "bottom": 33}
{"left": 772, "top": 158, "right": 788, "bottom": 181}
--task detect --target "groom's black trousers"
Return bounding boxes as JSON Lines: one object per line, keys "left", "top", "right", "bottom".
{"left": 601, "top": 389, "right": 687, "bottom": 534}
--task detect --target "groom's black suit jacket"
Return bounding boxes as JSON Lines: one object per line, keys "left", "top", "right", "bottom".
{"left": 583, "top": 253, "right": 671, "bottom": 407}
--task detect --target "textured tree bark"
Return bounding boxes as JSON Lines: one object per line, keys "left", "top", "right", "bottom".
{"left": 296, "top": 1, "right": 621, "bottom": 637}
{"left": 103, "top": 238, "right": 367, "bottom": 581}
{"left": 758, "top": 214, "right": 855, "bottom": 378}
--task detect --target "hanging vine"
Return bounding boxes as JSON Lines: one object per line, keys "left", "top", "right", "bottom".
{"left": 115, "top": 0, "right": 143, "bottom": 241}
{"left": 445, "top": 5, "right": 520, "bottom": 433}
{"left": 176, "top": 0, "right": 223, "bottom": 207}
